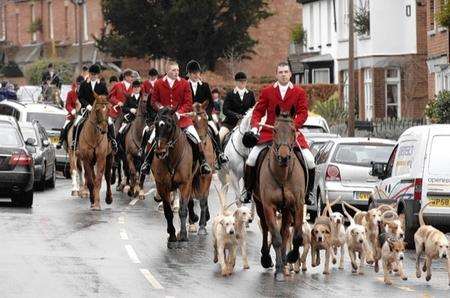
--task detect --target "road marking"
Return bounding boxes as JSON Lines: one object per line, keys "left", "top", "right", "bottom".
{"left": 140, "top": 268, "right": 164, "bottom": 289}
{"left": 125, "top": 245, "right": 141, "bottom": 263}
{"left": 129, "top": 198, "right": 139, "bottom": 206}
{"left": 376, "top": 277, "right": 415, "bottom": 292}
{"left": 118, "top": 216, "right": 125, "bottom": 224}
{"left": 120, "top": 229, "right": 129, "bottom": 240}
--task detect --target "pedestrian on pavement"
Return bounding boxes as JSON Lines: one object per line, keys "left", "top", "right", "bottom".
{"left": 41, "top": 63, "right": 61, "bottom": 90}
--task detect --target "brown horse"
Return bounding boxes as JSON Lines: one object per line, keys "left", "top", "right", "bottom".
{"left": 152, "top": 107, "right": 194, "bottom": 249}
{"left": 253, "top": 106, "right": 306, "bottom": 281}
{"left": 188, "top": 101, "right": 215, "bottom": 235}
{"left": 76, "top": 95, "right": 114, "bottom": 210}
{"left": 122, "top": 95, "right": 148, "bottom": 199}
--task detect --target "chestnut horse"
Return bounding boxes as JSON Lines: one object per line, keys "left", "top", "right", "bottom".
{"left": 152, "top": 108, "right": 195, "bottom": 249}
{"left": 66, "top": 124, "right": 88, "bottom": 198}
{"left": 76, "top": 95, "right": 114, "bottom": 210}
{"left": 188, "top": 101, "right": 214, "bottom": 235}
{"left": 254, "top": 106, "right": 306, "bottom": 281}
{"left": 122, "top": 95, "right": 148, "bottom": 199}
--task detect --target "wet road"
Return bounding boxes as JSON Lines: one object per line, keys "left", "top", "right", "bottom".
{"left": 0, "top": 175, "right": 449, "bottom": 298}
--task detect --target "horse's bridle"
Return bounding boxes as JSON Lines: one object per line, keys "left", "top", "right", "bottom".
{"left": 155, "top": 116, "right": 180, "bottom": 160}
{"left": 90, "top": 101, "right": 109, "bottom": 134}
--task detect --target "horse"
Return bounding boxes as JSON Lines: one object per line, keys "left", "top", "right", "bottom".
{"left": 76, "top": 94, "right": 114, "bottom": 210}
{"left": 152, "top": 108, "right": 195, "bottom": 249}
{"left": 187, "top": 101, "right": 214, "bottom": 235}
{"left": 217, "top": 108, "right": 255, "bottom": 220}
{"left": 122, "top": 95, "right": 148, "bottom": 199}
{"left": 253, "top": 106, "right": 306, "bottom": 281}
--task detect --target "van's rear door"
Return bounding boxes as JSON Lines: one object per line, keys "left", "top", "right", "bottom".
{"left": 423, "top": 127, "right": 450, "bottom": 215}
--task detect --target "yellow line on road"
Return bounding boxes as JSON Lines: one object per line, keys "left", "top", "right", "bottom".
{"left": 120, "top": 229, "right": 129, "bottom": 240}
{"left": 125, "top": 245, "right": 141, "bottom": 264}
{"left": 129, "top": 198, "right": 139, "bottom": 206}
{"left": 140, "top": 268, "right": 164, "bottom": 289}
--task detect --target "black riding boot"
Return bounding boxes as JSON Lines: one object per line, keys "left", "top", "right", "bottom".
{"left": 210, "top": 129, "right": 228, "bottom": 168}
{"left": 243, "top": 165, "right": 255, "bottom": 203}
{"left": 108, "top": 124, "right": 118, "bottom": 153}
{"left": 195, "top": 143, "right": 212, "bottom": 175}
{"left": 71, "top": 122, "right": 80, "bottom": 150}
{"left": 139, "top": 128, "right": 151, "bottom": 157}
{"left": 305, "top": 168, "right": 315, "bottom": 205}
{"left": 140, "top": 143, "right": 155, "bottom": 176}
{"left": 56, "top": 123, "right": 69, "bottom": 149}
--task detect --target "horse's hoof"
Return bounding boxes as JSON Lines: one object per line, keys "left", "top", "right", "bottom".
{"left": 154, "top": 194, "right": 162, "bottom": 203}
{"left": 286, "top": 250, "right": 300, "bottom": 263}
{"left": 157, "top": 202, "right": 164, "bottom": 212}
{"left": 71, "top": 190, "right": 79, "bottom": 197}
{"left": 116, "top": 185, "right": 124, "bottom": 192}
{"left": 105, "top": 197, "right": 113, "bottom": 205}
{"left": 127, "top": 190, "right": 133, "bottom": 197}
{"left": 188, "top": 224, "right": 198, "bottom": 233}
{"left": 177, "top": 241, "right": 188, "bottom": 249}
{"left": 191, "top": 214, "right": 199, "bottom": 224}
{"left": 275, "top": 272, "right": 285, "bottom": 282}
{"left": 261, "top": 254, "right": 273, "bottom": 269}
{"left": 198, "top": 227, "right": 207, "bottom": 235}
{"left": 124, "top": 185, "right": 131, "bottom": 194}
{"left": 167, "top": 241, "right": 177, "bottom": 249}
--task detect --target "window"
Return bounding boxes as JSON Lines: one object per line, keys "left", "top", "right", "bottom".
{"left": 357, "top": 0, "right": 370, "bottom": 36}
{"left": 294, "top": 74, "right": 300, "bottom": 85}
{"left": 340, "top": 0, "right": 349, "bottom": 39}
{"left": 48, "top": 1, "right": 54, "bottom": 40}
{"left": 313, "top": 68, "right": 330, "bottom": 84}
{"left": 31, "top": 3, "right": 37, "bottom": 42}
{"left": 430, "top": 0, "right": 435, "bottom": 30}
{"left": 309, "top": 4, "right": 314, "bottom": 47}
{"left": 83, "top": 2, "right": 89, "bottom": 41}
{"left": 332, "top": 143, "right": 394, "bottom": 167}
{"left": 64, "top": 1, "right": 69, "bottom": 39}
{"left": 343, "top": 70, "right": 349, "bottom": 110}
{"left": 364, "top": 69, "right": 373, "bottom": 120}
{"left": 0, "top": 1, "right": 5, "bottom": 41}
{"left": 385, "top": 68, "right": 401, "bottom": 118}
{"left": 304, "top": 69, "right": 310, "bottom": 84}
{"left": 327, "top": 0, "right": 332, "bottom": 43}
{"left": 428, "top": 135, "right": 450, "bottom": 175}
{"left": 0, "top": 125, "right": 22, "bottom": 147}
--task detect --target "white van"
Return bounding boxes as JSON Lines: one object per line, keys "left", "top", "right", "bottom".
{"left": 369, "top": 124, "right": 450, "bottom": 247}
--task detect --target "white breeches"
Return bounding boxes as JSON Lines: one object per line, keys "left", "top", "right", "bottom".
{"left": 208, "top": 120, "right": 218, "bottom": 135}
{"left": 63, "top": 119, "right": 70, "bottom": 128}
{"left": 74, "top": 115, "right": 83, "bottom": 126}
{"left": 147, "top": 125, "right": 201, "bottom": 144}
{"left": 219, "top": 126, "right": 230, "bottom": 143}
{"left": 246, "top": 145, "right": 316, "bottom": 169}
{"left": 119, "top": 123, "right": 127, "bottom": 133}
{"left": 108, "top": 117, "right": 114, "bottom": 125}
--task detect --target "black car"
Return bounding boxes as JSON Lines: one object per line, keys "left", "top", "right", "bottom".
{"left": 0, "top": 115, "right": 34, "bottom": 207}
{"left": 19, "top": 121, "right": 56, "bottom": 190}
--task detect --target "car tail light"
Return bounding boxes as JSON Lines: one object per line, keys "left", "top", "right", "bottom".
{"left": 414, "top": 178, "right": 423, "bottom": 201}
{"left": 9, "top": 151, "right": 32, "bottom": 167}
{"left": 326, "top": 165, "right": 341, "bottom": 181}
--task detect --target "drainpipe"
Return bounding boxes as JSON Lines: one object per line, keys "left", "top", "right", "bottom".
{"left": 333, "top": 0, "right": 337, "bottom": 32}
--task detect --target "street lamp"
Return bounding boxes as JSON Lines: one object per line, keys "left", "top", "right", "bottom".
{"left": 72, "top": 0, "right": 86, "bottom": 73}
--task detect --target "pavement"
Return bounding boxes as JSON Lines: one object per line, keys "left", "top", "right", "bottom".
{"left": 0, "top": 174, "right": 449, "bottom": 298}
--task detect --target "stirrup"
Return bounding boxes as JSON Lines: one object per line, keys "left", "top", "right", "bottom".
{"left": 242, "top": 190, "right": 252, "bottom": 204}
{"left": 218, "top": 153, "right": 229, "bottom": 164}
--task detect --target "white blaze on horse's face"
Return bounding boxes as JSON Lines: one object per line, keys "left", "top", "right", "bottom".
{"left": 159, "top": 120, "right": 165, "bottom": 128}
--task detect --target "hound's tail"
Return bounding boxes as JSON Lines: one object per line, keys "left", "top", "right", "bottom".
{"left": 343, "top": 201, "right": 362, "bottom": 213}
{"left": 341, "top": 203, "right": 355, "bottom": 226}
{"left": 419, "top": 201, "right": 432, "bottom": 227}
{"left": 323, "top": 196, "right": 342, "bottom": 217}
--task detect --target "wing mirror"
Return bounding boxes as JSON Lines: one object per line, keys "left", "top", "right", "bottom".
{"left": 25, "top": 138, "right": 37, "bottom": 146}
{"left": 370, "top": 162, "right": 388, "bottom": 180}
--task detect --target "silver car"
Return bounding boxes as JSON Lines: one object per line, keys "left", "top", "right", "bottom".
{"left": 309, "top": 137, "right": 396, "bottom": 218}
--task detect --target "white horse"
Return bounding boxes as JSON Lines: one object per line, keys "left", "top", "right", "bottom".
{"left": 218, "top": 108, "right": 256, "bottom": 221}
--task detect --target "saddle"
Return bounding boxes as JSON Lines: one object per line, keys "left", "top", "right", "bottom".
{"left": 254, "top": 145, "right": 309, "bottom": 194}
{"left": 184, "top": 131, "right": 201, "bottom": 171}
{"left": 222, "top": 131, "right": 232, "bottom": 149}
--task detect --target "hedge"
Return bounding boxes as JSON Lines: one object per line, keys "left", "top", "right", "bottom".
{"left": 25, "top": 59, "right": 75, "bottom": 85}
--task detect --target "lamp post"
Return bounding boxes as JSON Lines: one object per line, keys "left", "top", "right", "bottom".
{"left": 348, "top": 0, "right": 355, "bottom": 137}
{"left": 73, "top": 0, "right": 86, "bottom": 73}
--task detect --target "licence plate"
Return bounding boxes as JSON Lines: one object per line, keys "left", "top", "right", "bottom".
{"left": 356, "top": 192, "right": 370, "bottom": 201}
{"left": 49, "top": 136, "right": 59, "bottom": 144}
{"left": 428, "top": 197, "right": 450, "bottom": 208}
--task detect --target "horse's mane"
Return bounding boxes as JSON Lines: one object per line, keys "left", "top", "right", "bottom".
{"left": 239, "top": 107, "right": 254, "bottom": 130}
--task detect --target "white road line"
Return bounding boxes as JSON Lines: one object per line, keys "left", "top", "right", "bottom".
{"left": 125, "top": 245, "right": 141, "bottom": 264}
{"left": 140, "top": 268, "right": 164, "bottom": 289}
{"left": 129, "top": 198, "right": 139, "bottom": 206}
{"left": 120, "top": 229, "right": 129, "bottom": 240}
{"left": 118, "top": 216, "right": 125, "bottom": 224}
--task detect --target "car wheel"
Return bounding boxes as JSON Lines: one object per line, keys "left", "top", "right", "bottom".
{"left": 46, "top": 164, "right": 56, "bottom": 189}
{"left": 13, "top": 190, "right": 33, "bottom": 208}
{"left": 398, "top": 202, "right": 417, "bottom": 249}
{"left": 35, "top": 165, "right": 46, "bottom": 191}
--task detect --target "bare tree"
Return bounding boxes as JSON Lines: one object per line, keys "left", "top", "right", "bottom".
{"left": 223, "top": 47, "right": 244, "bottom": 79}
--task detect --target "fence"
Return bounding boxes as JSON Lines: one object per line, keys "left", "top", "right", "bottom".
{"left": 330, "top": 118, "right": 426, "bottom": 140}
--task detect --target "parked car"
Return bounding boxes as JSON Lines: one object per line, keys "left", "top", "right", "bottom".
{"left": 301, "top": 112, "right": 330, "bottom": 134}
{"left": 369, "top": 124, "right": 450, "bottom": 247}
{"left": 0, "top": 115, "right": 34, "bottom": 207}
{"left": 305, "top": 133, "right": 341, "bottom": 157}
{"left": 18, "top": 121, "right": 56, "bottom": 190}
{"left": 0, "top": 100, "right": 69, "bottom": 177}
{"left": 308, "top": 137, "right": 396, "bottom": 219}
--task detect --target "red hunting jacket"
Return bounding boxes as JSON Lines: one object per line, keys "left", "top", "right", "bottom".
{"left": 108, "top": 81, "right": 132, "bottom": 118}
{"left": 251, "top": 82, "right": 309, "bottom": 148}
{"left": 65, "top": 84, "right": 78, "bottom": 121}
{"left": 142, "top": 79, "right": 156, "bottom": 96}
{"left": 151, "top": 76, "right": 193, "bottom": 128}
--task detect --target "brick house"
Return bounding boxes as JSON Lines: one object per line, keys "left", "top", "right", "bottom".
{"left": 426, "top": 0, "right": 449, "bottom": 100}
{"left": 294, "top": 0, "right": 428, "bottom": 120}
